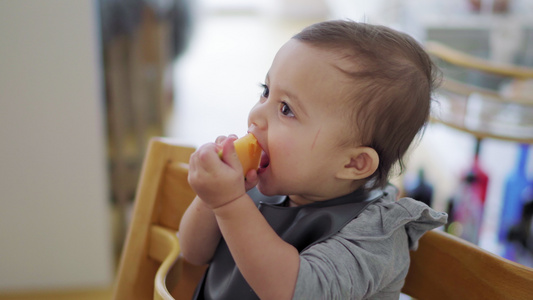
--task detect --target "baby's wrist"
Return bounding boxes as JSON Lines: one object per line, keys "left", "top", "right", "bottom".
{"left": 211, "top": 193, "right": 249, "bottom": 218}
{"left": 195, "top": 196, "right": 215, "bottom": 212}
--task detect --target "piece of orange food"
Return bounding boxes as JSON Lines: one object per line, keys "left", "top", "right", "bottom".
{"left": 218, "top": 133, "right": 262, "bottom": 175}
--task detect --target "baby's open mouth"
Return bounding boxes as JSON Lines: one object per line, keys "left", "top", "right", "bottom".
{"left": 258, "top": 151, "right": 270, "bottom": 174}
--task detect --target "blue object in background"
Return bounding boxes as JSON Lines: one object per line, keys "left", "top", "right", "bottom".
{"left": 499, "top": 144, "right": 531, "bottom": 260}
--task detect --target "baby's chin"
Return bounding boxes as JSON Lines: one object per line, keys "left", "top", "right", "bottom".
{"left": 255, "top": 182, "right": 279, "bottom": 197}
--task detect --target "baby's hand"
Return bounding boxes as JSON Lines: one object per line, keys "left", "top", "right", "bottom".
{"left": 188, "top": 136, "right": 249, "bottom": 209}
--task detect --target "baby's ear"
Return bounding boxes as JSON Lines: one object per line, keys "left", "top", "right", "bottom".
{"left": 336, "top": 147, "right": 379, "bottom": 180}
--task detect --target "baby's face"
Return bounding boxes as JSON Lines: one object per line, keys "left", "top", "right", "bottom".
{"left": 247, "top": 39, "right": 359, "bottom": 204}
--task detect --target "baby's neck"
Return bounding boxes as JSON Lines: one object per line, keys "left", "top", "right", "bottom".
{"left": 288, "top": 181, "right": 366, "bottom": 206}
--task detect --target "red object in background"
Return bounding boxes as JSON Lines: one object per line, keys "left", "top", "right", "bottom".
{"left": 468, "top": 0, "right": 510, "bottom": 13}
{"left": 448, "top": 138, "right": 489, "bottom": 244}
{"left": 470, "top": 138, "right": 489, "bottom": 204}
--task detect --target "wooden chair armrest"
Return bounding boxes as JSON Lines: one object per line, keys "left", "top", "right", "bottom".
{"left": 149, "top": 225, "right": 180, "bottom": 300}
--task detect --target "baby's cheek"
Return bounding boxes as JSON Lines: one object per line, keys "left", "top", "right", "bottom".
{"left": 274, "top": 149, "right": 302, "bottom": 176}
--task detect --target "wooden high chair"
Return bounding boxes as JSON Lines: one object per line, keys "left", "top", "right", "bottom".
{"left": 112, "top": 138, "right": 206, "bottom": 300}
{"left": 113, "top": 138, "right": 533, "bottom": 300}
{"left": 401, "top": 229, "right": 533, "bottom": 299}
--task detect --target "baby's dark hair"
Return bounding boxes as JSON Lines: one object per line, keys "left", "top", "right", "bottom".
{"left": 293, "top": 20, "right": 440, "bottom": 190}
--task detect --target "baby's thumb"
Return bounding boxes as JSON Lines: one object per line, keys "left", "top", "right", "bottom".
{"left": 244, "top": 169, "right": 258, "bottom": 191}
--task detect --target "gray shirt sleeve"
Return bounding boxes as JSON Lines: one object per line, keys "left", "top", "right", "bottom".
{"left": 292, "top": 197, "right": 447, "bottom": 300}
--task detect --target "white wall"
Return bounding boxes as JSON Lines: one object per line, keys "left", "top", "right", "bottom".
{"left": 0, "top": 0, "right": 113, "bottom": 291}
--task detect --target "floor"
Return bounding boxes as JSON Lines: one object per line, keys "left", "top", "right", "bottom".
{"left": 0, "top": 289, "right": 112, "bottom": 300}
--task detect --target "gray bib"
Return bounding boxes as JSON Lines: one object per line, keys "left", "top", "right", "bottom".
{"left": 193, "top": 187, "right": 384, "bottom": 300}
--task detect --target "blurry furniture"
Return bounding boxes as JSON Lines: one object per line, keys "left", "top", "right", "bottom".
{"left": 99, "top": 0, "right": 191, "bottom": 251}
{"left": 426, "top": 41, "right": 533, "bottom": 144}
{"left": 425, "top": 42, "right": 533, "bottom": 264}
{"left": 401, "top": 1, "right": 533, "bottom": 65}
{"left": 402, "top": 229, "right": 533, "bottom": 299}
{"left": 113, "top": 138, "right": 205, "bottom": 300}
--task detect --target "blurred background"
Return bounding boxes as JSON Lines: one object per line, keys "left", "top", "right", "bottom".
{"left": 1, "top": 0, "right": 532, "bottom": 298}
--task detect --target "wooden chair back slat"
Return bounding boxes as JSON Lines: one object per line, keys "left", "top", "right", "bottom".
{"left": 402, "top": 230, "right": 533, "bottom": 300}
{"left": 113, "top": 139, "right": 204, "bottom": 300}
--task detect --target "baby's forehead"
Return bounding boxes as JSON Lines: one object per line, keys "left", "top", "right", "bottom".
{"left": 270, "top": 40, "right": 363, "bottom": 101}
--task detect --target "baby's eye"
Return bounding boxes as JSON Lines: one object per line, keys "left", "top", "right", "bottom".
{"left": 280, "top": 102, "right": 294, "bottom": 117}
{"left": 260, "top": 83, "right": 269, "bottom": 98}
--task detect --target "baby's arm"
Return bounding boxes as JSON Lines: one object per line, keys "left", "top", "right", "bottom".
{"left": 178, "top": 196, "right": 221, "bottom": 265}
{"left": 214, "top": 194, "right": 300, "bottom": 300}
{"left": 188, "top": 138, "right": 299, "bottom": 300}
{"left": 178, "top": 135, "right": 235, "bottom": 265}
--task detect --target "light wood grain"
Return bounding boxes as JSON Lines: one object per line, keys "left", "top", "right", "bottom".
{"left": 402, "top": 230, "right": 533, "bottom": 299}
{"left": 113, "top": 138, "right": 205, "bottom": 300}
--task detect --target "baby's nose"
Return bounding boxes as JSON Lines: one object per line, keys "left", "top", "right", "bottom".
{"left": 248, "top": 102, "right": 267, "bottom": 130}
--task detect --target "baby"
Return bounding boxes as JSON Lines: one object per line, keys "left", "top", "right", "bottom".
{"left": 180, "top": 20, "right": 447, "bottom": 300}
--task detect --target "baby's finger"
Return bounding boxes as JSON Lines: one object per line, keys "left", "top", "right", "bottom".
{"left": 194, "top": 143, "right": 223, "bottom": 172}
{"left": 215, "top": 135, "right": 227, "bottom": 144}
